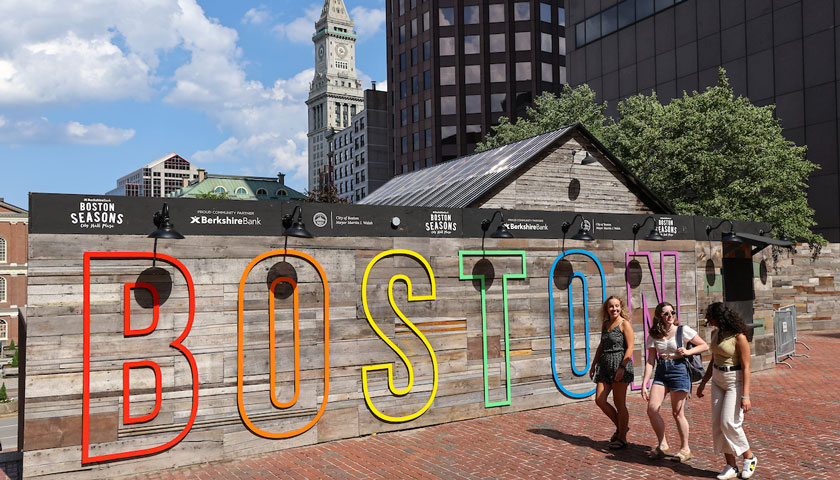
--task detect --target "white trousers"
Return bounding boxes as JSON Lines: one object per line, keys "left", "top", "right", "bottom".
{"left": 710, "top": 369, "right": 751, "bottom": 456}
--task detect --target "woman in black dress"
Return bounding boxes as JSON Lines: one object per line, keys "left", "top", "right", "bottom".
{"left": 589, "top": 296, "right": 635, "bottom": 449}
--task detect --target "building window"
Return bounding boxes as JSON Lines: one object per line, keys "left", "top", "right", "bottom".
{"left": 235, "top": 187, "right": 247, "bottom": 195}
{"left": 425, "top": 157, "right": 434, "bottom": 168}
{"left": 399, "top": 0, "right": 405, "bottom": 16}
{"left": 559, "top": 66, "right": 567, "bottom": 84}
{"left": 440, "top": 37, "right": 455, "bottom": 56}
{"left": 514, "top": 2, "right": 530, "bottom": 21}
{"left": 423, "top": 10, "right": 431, "bottom": 31}
{"left": 413, "top": 103, "right": 420, "bottom": 122}
{"left": 465, "top": 65, "right": 481, "bottom": 84}
{"left": 490, "top": 93, "right": 506, "bottom": 112}
{"left": 423, "top": 40, "right": 431, "bottom": 59}
{"left": 401, "top": 136, "right": 408, "bottom": 154}
{"left": 490, "top": 63, "right": 506, "bottom": 82}
{"left": 466, "top": 124, "right": 482, "bottom": 144}
{"left": 400, "top": 53, "right": 406, "bottom": 71}
{"left": 0, "top": 237, "right": 5, "bottom": 263}
{"left": 465, "top": 95, "right": 481, "bottom": 114}
{"left": 516, "top": 62, "right": 532, "bottom": 81}
{"left": 401, "top": 108, "right": 408, "bottom": 126}
{"left": 489, "top": 33, "right": 505, "bottom": 53}
{"left": 540, "top": 2, "right": 552, "bottom": 22}
{"left": 425, "top": 128, "right": 432, "bottom": 147}
{"left": 602, "top": 6, "right": 618, "bottom": 36}
{"left": 0, "top": 319, "right": 6, "bottom": 341}
{"left": 464, "top": 35, "right": 480, "bottom": 54}
{"left": 425, "top": 98, "right": 432, "bottom": 117}
{"left": 464, "top": 5, "right": 480, "bottom": 24}
{"left": 411, "top": 47, "right": 418, "bottom": 65}
{"left": 256, "top": 188, "right": 267, "bottom": 195}
{"left": 558, "top": 7, "right": 566, "bottom": 25}
{"left": 558, "top": 38, "right": 566, "bottom": 56}
{"left": 424, "top": 69, "right": 431, "bottom": 89}
{"left": 413, "top": 132, "right": 421, "bottom": 150}
{"left": 441, "top": 96, "right": 457, "bottom": 115}
{"left": 489, "top": 4, "right": 505, "bottom": 22}
{"left": 400, "top": 80, "right": 407, "bottom": 98}
{"left": 412, "top": 75, "right": 419, "bottom": 93}
{"left": 439, "top": 7, "right": 455, "bottom": 26}
{"left": 542, "top": 62, "right": 553, "bottom": 82}
{"left": 515, "top": 31, "right": 530, "bottom": 51}
{"left": 541, "top": 33, "right": 553, "bottom": 52}
{"left": 441, "top": 126, "right": 457, "bottom": 145}
{"left": 399, "top": 24, "right": 406, "bottom": 43}
{"left": 440, "top": 66, "right": 456, "bottom": 85}
{"left": 214, "top": 186, "right": 227, "bottom": 193}
{"left": 0, "top": 276, "right": 5, "bottom": 303}
{"left": 411, "top": 18, "right": 418, "bottom": 37}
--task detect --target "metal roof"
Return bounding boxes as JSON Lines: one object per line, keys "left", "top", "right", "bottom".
{"left": 359, "top": 127, "right": 574, "bottom": 207}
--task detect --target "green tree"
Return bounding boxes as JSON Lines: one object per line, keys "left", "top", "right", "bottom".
{"left": 602, "top": 68, "right": 823, "bottom": 249}
{"left": 0, "top": 383, "right": 6, "bottom": 402}
{"left": 475, "top": 84, "right": 608, "bottom": 152}
{"left": 304, "top": 181, "right": 347, "bottom": 204}
{"left": 9, "top": 349, "right": 18, "bottom": 368}
{"left": 7, "top": 340, "right": 14, "bottom": 351}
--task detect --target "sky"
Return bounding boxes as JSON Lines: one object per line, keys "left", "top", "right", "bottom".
{"left": 0, "top": 0, "right": 387, "bottom": 209}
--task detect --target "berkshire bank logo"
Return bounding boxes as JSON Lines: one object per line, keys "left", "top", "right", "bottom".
{"left": 70, "top": 198, "right": 125, "bottom": 229}
{"left": 189, "top": 209, "right": 263, "bottom": 226}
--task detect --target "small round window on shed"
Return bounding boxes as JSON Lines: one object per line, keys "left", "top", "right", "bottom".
{"left": 277, "top": 189, "right": 288, "bottom": 196}
{"left": 256, "top": 188, "right": 267, "bottom": 195}
{"left": 214, "top": 186, "right": 227, "bottom": 193}
{"left": 235, "top": 187, "right": 247, "bottom": 195}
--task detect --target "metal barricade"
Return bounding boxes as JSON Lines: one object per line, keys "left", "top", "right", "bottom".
{"left": 774, "top": 305, "right": 806, "bottom": 368}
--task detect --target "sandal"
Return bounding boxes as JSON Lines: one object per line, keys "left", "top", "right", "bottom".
{"left": 608, "top": 439, "right": 628, "bottom": 450}
{"left": 610, "top": 429, "right": 619, "bottom": 443}
{"left": 647, "top": 446, "right": 670, "bottom": 460}
{"left": 669, "top": 449, "right": 693, "bottom": 462}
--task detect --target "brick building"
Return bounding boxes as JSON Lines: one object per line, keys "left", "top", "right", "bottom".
{"left": 0, "top": 198, "right": 27, "bottom": 344}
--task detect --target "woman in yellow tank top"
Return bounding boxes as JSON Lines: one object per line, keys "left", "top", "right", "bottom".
{"left": 696, "top": 302, "right": 758, "bottom": 480}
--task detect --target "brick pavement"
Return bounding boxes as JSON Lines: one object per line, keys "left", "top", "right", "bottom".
{"left": 8, "top": 332, "right": 840, "bottom": 479}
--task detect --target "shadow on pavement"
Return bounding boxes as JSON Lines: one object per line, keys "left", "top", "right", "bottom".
{"left": 528, "top": 428, "right": 718, "bottom": 478}
{"left": 809, "top": 331, "right": 840, "bottom": 339}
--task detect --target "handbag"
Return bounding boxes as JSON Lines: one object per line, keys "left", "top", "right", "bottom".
{"left": 677, "top": 325, "right": 705, "bottom": 383}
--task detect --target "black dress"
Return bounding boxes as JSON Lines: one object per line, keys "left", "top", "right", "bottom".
{"left": 593, "top": 321, "right": 634, "bottom": 384}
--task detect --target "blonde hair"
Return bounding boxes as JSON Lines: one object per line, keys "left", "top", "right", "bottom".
{"left": 600, "top": 296, "right": 630, "bottom": 332}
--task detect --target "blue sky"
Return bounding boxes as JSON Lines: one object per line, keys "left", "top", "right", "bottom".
{"left": 0, "top": 0, "right": 387, "bottom": 208}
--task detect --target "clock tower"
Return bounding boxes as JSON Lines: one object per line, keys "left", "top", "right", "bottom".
{"left": 306, "top": 0, "right": 364, "bottom": 193}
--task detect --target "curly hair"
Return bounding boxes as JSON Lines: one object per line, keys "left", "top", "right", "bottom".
{"left": 600, "top": 296, "right": 630, "bottom": 332}
{"left": 706, "top": 302, "right": 749, "bottom": 339}
{"left": 649, "top": 301, "right": 679, "bottom": 339}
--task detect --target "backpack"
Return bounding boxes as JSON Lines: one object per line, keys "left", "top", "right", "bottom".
{"left": 677, "top": 325, "right": 705, "bottom": 383}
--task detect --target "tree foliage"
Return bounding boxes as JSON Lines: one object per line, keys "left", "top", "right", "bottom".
{"left": 475, "top": 84, "right": 607, "bottom": 152}
{"left": 0, "top": 383, "right": 6, "bottom": 403}
{"left": 9, "top": 349, "right": 18, "bottom": 368}
{"left": 304, "top": 182, "right": 347, "bottom": 204}
{"left": 478, "top": 69, "right": 824, "bottom": 248}
{"left": 194, "top": 191, "right": 229, "bottom": 200}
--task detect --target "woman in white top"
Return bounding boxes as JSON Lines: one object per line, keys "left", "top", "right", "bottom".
{"left": 641, "top": 301, "right": 708, "bottom": 462}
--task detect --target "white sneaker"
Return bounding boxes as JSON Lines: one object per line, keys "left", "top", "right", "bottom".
{"left": 741, "top": 455, "right": 758, "bottom": 479}
{"left": 715, "top": 465, "right": 739, "bottom": 480}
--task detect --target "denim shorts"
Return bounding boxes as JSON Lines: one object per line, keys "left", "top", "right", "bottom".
{"left": 653, "top": 358, "right": 691, "bottom": 393}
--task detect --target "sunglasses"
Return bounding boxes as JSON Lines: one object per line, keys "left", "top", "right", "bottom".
{"left": 662, "top": 311, "right": 674, "bottom": 317}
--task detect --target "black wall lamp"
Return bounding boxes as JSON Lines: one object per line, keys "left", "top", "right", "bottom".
{"left": 562, "top": 213, "right": 594, "bottom": 241}
{"left": 633, "top": 215, "right": 666, "bottom": 242}
{"left": 705, "top": 219, "right": 744, "bottom": 243}
{"left": 480, "top": 210, "right": 513, "bottom": 252}
{"left": 282, "top": 205, "right": 313, "bottom": 238}
{"left": 759, "top": 225, "right": 791, "bottom": 243}
{"left": 148, "top": 202, "right": 184, "bottom": 265}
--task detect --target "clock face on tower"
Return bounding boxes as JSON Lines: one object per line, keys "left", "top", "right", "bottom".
{"left": 336, "top": 44, "right": 348, "bottom": 59}
{"left": 318, "top": 45, "right": 325, "bottom": 60}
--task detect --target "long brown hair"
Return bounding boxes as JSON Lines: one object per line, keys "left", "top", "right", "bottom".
{"left": 600, "top": 296, "right": 630, "bottom": 332}
{"left": 706, "top": 302, "right": 751, "bottom": 341}
{"left": 649, "top": 301, "right": 679, "bottom": 339}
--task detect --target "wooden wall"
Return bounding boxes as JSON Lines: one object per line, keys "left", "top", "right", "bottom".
{"left": 25, "top": 232, "right": 769, "bottom": 478}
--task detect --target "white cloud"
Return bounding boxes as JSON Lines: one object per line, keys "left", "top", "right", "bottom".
{"left": 273, "top": 4, "right": 321, "bottom": 45}
{"left": 350, "top": 7, "right": 386, "bottom": 40}
{"left": 242, "top": 5, "right": 272, "bottom": 25}
{"left": 0, "top": 117, "right": 134, "bottom": 145}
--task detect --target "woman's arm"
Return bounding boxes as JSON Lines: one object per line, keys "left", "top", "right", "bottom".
{"left": 678, "top": 333, "right": 709, "bottom": 356}
{"left": 615, "top": 321, "right": 635, "bottom": 381}
{"left": 641, "top": 347, "right": 657, "bottom": 400}
{"left": 736, "top": 333, "right": 752, "bottom": 412}
{"left": 695, "top": 357, "right": 715, "bottom": 398}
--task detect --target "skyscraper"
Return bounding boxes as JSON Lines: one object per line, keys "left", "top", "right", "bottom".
{"left": 386, "top": 1, "right": 569, "bottom": 176}
{"left": 307, "top": 0, "right": 365, "bottom": 193}
{"left": 567, "top": 0, "right": 840, "bottom": 241}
